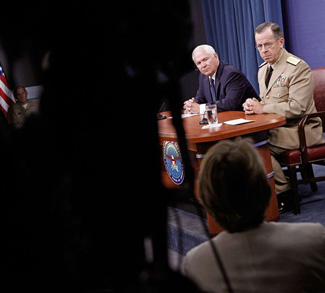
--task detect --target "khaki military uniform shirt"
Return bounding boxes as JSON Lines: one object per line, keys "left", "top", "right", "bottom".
{"left": 8, "top": 99, "right": 39, "bottom": 129}
{"left": 259, "top": 49, "right": 324, "bottom": 149}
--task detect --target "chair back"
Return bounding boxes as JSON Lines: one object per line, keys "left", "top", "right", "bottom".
{"left": 311, "top": 67, "right": 325, "bottom": 126}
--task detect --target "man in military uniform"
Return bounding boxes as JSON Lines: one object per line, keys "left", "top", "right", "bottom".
{"left": 243, "top": 22, "right": 324, "bottom": 212}
{"left": 8, "top": 86, "right": 39, "bottom": 129}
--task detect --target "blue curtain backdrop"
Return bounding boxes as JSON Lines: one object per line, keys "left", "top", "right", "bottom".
{"left": 282, "top": 0, "right": 325, "bottom": 70}
{"left": 201, "top": 0, "right": 284, "bottom": 92}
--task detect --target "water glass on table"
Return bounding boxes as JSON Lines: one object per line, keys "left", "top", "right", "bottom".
{"left": 206, "top": 102, "right": 218, "bottom": 127}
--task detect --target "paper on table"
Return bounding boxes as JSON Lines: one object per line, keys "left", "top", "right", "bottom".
{"left": 181, "top": 113, "right": 200, "bottom": 118}
{"left": 201, "top": 123, "right": 223, "bottom": 129}
{"left": 224, "top": 118, "right": 255, "bottom": 125}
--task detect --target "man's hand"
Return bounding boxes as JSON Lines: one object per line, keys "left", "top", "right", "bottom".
{"left": 243, "top": 98, "right": 264, "bottom": 114}
{"left": 183, "top": 97, "right": 200, "bottom": 114}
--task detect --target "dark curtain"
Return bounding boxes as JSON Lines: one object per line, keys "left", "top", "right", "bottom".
{"left": 201, "top": 0, "right": 284, "bottom": 92}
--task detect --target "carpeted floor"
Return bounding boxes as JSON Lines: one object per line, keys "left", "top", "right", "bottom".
{"left": 167, "top": 164, "right": 325, "bottom": 272}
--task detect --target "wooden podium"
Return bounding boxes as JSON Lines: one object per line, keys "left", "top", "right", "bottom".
{"left": 158, "top": 111, "right": 286, "bottom": 236}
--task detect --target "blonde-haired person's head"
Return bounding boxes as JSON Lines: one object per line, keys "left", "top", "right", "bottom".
{"left": 199, "top": 137, "right": 271, "bottom": 233}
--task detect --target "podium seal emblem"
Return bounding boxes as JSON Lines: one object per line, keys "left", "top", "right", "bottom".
{"left": 163, "top": 141, "right": 184, "bottom": 185}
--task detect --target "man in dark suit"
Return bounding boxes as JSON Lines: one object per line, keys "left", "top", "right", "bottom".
{"left": 183, "top": 44, "right": 258, "bottom": 114}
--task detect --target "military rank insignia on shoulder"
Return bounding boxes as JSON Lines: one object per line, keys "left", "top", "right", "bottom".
{"left": 287, "top": 56, "right": 301, "bottom": 66}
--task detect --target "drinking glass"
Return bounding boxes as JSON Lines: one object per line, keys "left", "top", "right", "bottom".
{"left": 205, "top": 102, "right": 218, "bottom": 127}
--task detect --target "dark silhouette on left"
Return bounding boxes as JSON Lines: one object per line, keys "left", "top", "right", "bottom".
{"left": 0, "top": 1, "right": 204, "bottom": 292}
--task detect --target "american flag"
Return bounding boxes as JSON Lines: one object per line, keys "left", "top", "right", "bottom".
{"left": 0, "top": 66, "right": 14, "bottom": 118}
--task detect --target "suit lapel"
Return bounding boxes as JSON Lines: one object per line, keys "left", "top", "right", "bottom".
{"left": 260, "top": 66, "right": 268, "bottom": 94}
{"left": 214, "top": 62, "right": 224, "bottom": 100}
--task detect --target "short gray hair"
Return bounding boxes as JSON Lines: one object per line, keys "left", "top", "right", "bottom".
{"left": 192, "top": 44, "right": 216, "bottom": 61}
{"left": 255, "top": 22, "right": 283, "bottom": 39}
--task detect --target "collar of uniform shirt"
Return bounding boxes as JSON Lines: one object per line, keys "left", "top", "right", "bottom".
{"left": 269, "top": 48, "right": 285, "bottom": 69}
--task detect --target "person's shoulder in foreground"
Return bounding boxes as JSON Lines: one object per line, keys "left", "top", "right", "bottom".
{"left": 184, "top": 220, "right": 325, "bottom": 293}
{"left": 182, "top": 137, "right": 325, "bottom": 293}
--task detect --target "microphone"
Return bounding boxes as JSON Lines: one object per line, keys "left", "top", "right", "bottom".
{"left": 199, "top": 116, "right": 208, "bottom": 125}
{"left": 199, "top": 110, "right": 208, "bottom": 125}
{"left": 157, "top": 99, "right": 167, "bottom": 120}
{"left": 157, "top": 113, "right": 167, "bottom": 120}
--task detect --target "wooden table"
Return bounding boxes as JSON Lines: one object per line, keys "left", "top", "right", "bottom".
{"left": 158, "top": 111, "right": 286, "bottom": 236}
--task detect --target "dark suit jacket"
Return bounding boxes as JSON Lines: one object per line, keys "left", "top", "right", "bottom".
{"left": 195, "top": 61, "right": 259, "bottom": 112}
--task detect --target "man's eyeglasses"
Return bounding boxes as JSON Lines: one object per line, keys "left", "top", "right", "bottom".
{"left": 256, "top": 39, "right": 279, "bottom": 51}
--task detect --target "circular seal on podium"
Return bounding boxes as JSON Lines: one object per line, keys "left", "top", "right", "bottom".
{"left": 163, "top": 141, "right": 185, "bottom": 185}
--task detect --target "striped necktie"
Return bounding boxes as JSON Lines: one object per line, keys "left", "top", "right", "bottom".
{"left": 210, "top": 78, "right": 217, "bottom": 102}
